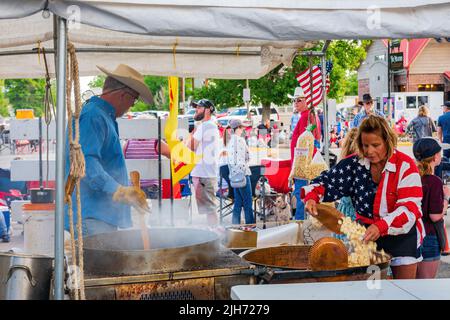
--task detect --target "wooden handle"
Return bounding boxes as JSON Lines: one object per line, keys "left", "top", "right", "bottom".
{"left": 64, "top": 175, "right": 76, "bottom": 204}
{"left": 130, "top": 171, "right": 141, "bottom": 189}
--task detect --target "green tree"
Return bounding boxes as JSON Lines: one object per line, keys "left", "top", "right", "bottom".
{"left": 88, "top": 75, "right": 169, "bottom": 111}
{"left": 4, "top": 79, "right": 46, "bottom": 116}
{"left": 344, "top": 72, "right": 359, "bottom": 96}
{"left": 0, "top": 80, "right": 10, "bottom": 117}
{"left": 189, "top": 40, "right": 371, "bottom": 121}
{"left": 88, "top": 75, "right": 106, "bottom": 89}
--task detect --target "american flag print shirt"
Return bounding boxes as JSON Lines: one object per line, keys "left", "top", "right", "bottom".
{"left": 301, "top": 151, "right": 425, "bottom": 246}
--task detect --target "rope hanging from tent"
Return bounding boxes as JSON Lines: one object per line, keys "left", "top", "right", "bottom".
{"left": 65, "top": 42, "right": 86, "bottom": 300}
{"left": 41, "top": 47, "right": 57, "bottom": 184}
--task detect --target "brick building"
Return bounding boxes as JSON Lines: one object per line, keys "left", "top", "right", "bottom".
{"left": 358, "top": 39, "right": 450, "bottom": 107}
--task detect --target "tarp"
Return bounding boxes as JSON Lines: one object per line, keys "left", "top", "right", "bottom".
{"left": 0, "top": 0, "right": 449, "bottom": 79}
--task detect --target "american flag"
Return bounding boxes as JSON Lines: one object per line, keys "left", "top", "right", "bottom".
{"left": 296, "top": 65, "right": 330, "bottom": 107}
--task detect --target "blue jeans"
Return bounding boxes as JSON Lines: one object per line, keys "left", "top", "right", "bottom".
{"left": 232, "top": 176, "right": 254, "bottom": 225}
{"left": 420, "top": 235, "right": 441, "bottom": 262}
{"left": 0, "top": 212, "right": 8, "bottom": 239}
{"left": 80, "top": 218, "right": 118, "bottom": 237}
{"left": 293, "top": 179, "right": 308, "bottom": 220}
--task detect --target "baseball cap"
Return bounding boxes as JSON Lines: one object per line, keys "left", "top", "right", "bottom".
{"left": 191, "top": 99, "right": 215, "bottom": 113}
{"left": 229, "top": 119, "right": 244, "bottom": 130}
{"left": 413, "top": 137, "right": 450, "bottom": 161}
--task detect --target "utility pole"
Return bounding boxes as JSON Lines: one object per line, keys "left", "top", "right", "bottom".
{"left": 387, "top": 40, "right": 392, "bottom": 123}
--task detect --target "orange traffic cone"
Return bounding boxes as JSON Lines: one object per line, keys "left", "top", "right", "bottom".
{"left": 442, "top": 226, "right": 450, "bottom": 256}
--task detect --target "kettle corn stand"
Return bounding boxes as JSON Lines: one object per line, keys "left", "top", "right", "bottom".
{"left": 0, "top": 0, "right": 449, "bottom": 300}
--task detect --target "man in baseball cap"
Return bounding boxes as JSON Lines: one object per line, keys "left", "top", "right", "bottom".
{"left": 187, "top": 98, "right": 220, "bottom": 225}
{"left": 191, "top": 99, "right": 215, "bottom": 121}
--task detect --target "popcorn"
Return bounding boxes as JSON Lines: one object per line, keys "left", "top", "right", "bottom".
{"left": 339, "top": 217, "right": 388, "bottom": 267}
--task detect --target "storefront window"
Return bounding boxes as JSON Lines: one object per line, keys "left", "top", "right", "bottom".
{"left": 418, "top": 84, "right": 444, "bottom": 92}
{"left": 406, "top": 96, "right": 417, "bottom": 109}
{"left": 418, "top": 96, "right": 429, "bottom": 106}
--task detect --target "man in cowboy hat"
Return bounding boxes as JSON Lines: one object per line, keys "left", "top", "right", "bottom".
{"left": 186, "top": 99, "right": 220, "bottom": 226}
{"left": 352, "top": 93, "right": 384, "bottom": 128}
{"left": 289, "top": 87, "right": 321, "bottom": 221}
{"left": 289, "top": 87, "right": 321, "bottom": 163}
{"left": 64, "top": 64, "right": 169, "bottom": 236}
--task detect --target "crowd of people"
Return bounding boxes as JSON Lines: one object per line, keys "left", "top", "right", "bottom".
{"left": 58, "top": 62, "right": 449, "bottom": 281}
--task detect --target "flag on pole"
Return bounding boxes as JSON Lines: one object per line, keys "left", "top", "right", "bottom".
{"left": 165, "top": 76, "right": 200, "bottom": 186}
{"left": 296, "top": 65, "right": 330, "bottom": 107}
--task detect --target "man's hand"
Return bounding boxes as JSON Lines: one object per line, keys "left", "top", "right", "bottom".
{"left": 363, "top": 224, "right": 381, "bottom": 242}
{"left": 113, "top": 185, "right": 149, "bottom": 212}
{"left": 305, "top": 199, "right": 318, "bottom": 216}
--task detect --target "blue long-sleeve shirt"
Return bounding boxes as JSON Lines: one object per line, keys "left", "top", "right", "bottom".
{"left": 64, "top": 96, "right": 131, "bottom": 230}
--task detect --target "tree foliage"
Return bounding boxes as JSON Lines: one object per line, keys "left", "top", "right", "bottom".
{"left": 4, "top": 79, "right": 46, "bottom": 117}
{"left": 89, "top": 75, "right": 170, "bottom": 112}
{"left": 0, "top": 80, "right": 10, "bottom": 117}
{"left": 189, "top": 40, "right": 371, "bottom": 121}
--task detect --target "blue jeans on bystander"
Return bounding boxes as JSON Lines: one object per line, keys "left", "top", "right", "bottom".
{"left": 232, "top": 176, "right": 254, "bottom": 225}
{"left": 0, "top": 211, "right": 9, "bottom": 242}
{"left": 293, "top": 178, "right": 308, "bottom": 220}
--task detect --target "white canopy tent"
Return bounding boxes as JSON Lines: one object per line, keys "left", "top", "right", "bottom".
{"left": 1, "top": 0, "right": 450, "bottom": 300}
{"left": 0, "top": 0, "right": 449, "bottom": 79}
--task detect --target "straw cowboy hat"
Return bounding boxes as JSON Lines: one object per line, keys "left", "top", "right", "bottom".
{"left": 97, "top": 64, "right": 154, "bottom": 105}
{"left": 287, "top": 87, "right": 306, "bottom": 99}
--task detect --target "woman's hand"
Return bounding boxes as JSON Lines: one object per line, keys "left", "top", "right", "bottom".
{"left": 363, "top": 224, "right": 381, "bottom": 242}
{"left": 305, "top": 199, "right": 318, "bottom": 216}
{"left": 444, "top": 185, "right": 450, "bottom": 199}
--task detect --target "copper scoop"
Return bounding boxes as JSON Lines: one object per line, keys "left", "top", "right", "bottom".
{"left": 314, "top": 203, "right": 345, "bottom": 234}
{"left": 130, "top": 171, "right": 151, "bottom": 250}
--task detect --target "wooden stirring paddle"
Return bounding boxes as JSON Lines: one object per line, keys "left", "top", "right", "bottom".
{"left": 314, "top": 203, "right": 345, "bottom": 234}
{"left": 130, "top": 171, "right": 151, "bottom": 250}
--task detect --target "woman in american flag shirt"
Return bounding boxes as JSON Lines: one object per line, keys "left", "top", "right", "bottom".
{"left": 302, "top": 115, "right": 425, "bottom": 279}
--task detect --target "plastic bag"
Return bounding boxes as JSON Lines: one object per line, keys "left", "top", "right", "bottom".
{"left": 290, "top": 130, "right": 315, "bottom": 179}
{"left": 305, "top": 150, "right": 328, "bottom": 180}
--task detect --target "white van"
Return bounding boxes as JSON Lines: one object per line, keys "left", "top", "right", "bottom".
{"left": 384, "top": 91, "right": 444, "bottom": 123}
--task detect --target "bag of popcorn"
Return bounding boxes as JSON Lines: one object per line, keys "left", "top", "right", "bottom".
{"left": 304, "top": 149, "right": 328, "bottom": 180}
{"left": 290, "top": 130, "right": 315, "bottom": 179}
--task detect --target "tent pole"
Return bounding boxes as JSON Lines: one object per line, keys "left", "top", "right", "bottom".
{"left": 0, "top": 48, "right": 261, "bottom": 57}
{"left": 321, "top": 40, "right": 331, "bottom": 167}
{"left": 54, "top": 16, "right": 67, "bottom": 301}
{"left": 321, "top": 54, "right": 329, "bottom": 167}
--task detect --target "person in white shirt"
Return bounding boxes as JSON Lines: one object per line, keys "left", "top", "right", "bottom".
{"left": 187, "top": 99, "right": 220, "bottom": 225}
{"left": 227, "top": 119, "right": 254, "bottom": 225}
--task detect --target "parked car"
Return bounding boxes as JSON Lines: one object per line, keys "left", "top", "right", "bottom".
{"left": 178, "top": 108, "right": 196, "bottom": 132}
{"left": 141, "top": 110, "right": 169, "bottom": 118}
{"left": 216, "top": 108, "right": 231, "bottom": 119}
{"left": 217, "top": 106, "right": 279, "bottom": 128}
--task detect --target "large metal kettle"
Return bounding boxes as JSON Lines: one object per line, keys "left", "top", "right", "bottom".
{"left": 0, "top": 251, "right": 53, "bottom": 300}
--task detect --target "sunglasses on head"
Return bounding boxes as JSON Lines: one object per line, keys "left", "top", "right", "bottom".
{"left": 295, "top": 98, "right": 303, "bottom": 103}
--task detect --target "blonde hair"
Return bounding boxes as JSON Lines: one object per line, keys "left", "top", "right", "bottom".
{"left": 340, "top": 128, "right": 359, "bottom": 159}
{"left": 418, "top": 105, "right": 429, "bottom": 117}
{"left": 356, "top": 115, "right": 397, "bottom": 160}
{"left": 417, "top": 156, "right": 435, "bottom": 176}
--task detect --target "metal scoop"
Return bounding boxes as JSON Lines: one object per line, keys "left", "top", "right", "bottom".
{"left": 130, "top": 171, "right": 151, "bottom": 250}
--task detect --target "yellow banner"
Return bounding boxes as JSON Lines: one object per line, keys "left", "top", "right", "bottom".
{"left": 165, "top": 76, "right": 200, "bottom": 186}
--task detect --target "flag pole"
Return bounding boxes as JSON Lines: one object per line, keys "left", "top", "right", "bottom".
{"left": 158, "top": 116, "right": 162, "bottom": 223}
{"left": 170, "top": 161, "right": 174, "bottom": 227}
